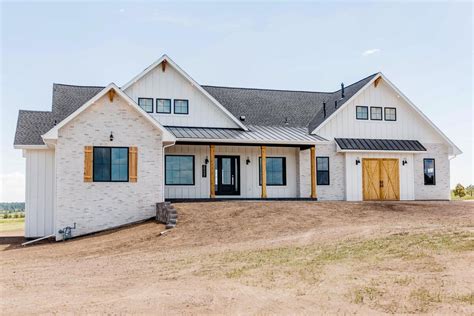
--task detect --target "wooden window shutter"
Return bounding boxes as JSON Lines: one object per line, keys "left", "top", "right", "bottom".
{"left": 129, "top": 146, "right": 138, "bottom": 182}
{"left": 84, "top": 146, "right": 93, "bottom": 182}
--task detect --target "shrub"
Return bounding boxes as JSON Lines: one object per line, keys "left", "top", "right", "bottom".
{"left": 454, "top": 184, "right": 466, "bottom": 198}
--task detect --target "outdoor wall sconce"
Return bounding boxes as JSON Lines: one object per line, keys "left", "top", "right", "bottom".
{"left": 204, "top": 156, "right": 209, "bottom": 165}
{"left": 355, "top": 158, "right": 360, "bottom": 165}
{"left": 246, "top": 157, "right": 251, "bottom": 165}
{"left": 109, "top": 132, "right": 114, "bottom": 142}
{"left": 402, "top": 158, "right": 408, "bottom": 166}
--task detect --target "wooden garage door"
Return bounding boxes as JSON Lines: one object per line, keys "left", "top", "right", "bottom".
{"left": 362, "top": 159, "right": 400, "bottom": 201}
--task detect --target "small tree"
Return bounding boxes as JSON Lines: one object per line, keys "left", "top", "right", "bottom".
{"left": 453, "top": 183, "right": 466, "bottom": 198}
{"left": 466, "top": 185, "right": 474, "bottom": 197}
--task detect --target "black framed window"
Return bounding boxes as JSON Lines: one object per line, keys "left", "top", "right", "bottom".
{"left": 423, "top": 158, "right": 436, "bottom": 185}
{"left": 259, "top": 157, "right": 287, "bottom": 186}
{"left": 156, "top": 98, "right": 171, "bottom": 113}
{"left": 174, "top": 99, "right": 189, "bottom": 114}
{"left": 316, "top": 157, "right": 330, "bottom": 185}
{"left": 356, "top": 106, "right": 368, "bottom": 120}
{"left": 384, "top": 107, "right": 397, "bottom": 121}
{"left": 370, "top": 107, "right": 382, "bottom": 120}
{"left": 138, "top": 98, "right": 153, "bottom": 113}
{"left": 165, "top": 155, "right": 194, "bottom": 185}
{"left": 93, "top": 147, "right": 129, "bottom": 182}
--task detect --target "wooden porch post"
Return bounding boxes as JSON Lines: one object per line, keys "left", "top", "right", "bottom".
{"left": 261, "top": 145, "right": 267, "bottom": 198}
{"left": 310, "top": 145, "right": 317, "bottom": 199}
{"left": 210, "top": 145, "right": 215, "bottom": 198}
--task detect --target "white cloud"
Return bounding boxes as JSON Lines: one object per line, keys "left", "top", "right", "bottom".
{"left": 119, "top": 8, "right": 125, "bottom": 13}
{"left": 0, "top": 172, "right": 25, "bottom": 202}
{"left": 362, "top": 48, "right": 381, "bottom": 57}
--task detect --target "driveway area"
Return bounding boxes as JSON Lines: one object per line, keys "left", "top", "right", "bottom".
{"left": 1, "top": 201, "right": 473, "bottom": 314}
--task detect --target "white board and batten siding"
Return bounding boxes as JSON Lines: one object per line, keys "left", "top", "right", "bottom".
{"left": 316, "top": 80, "right": 444, "bottom": 143}
{"left": 24, "top": 149, "right": 55, "bottom": 238}
{"left": 165, "top": 145, "right": 299, "bottom": 199}
{"left": 124, "top": 64, "right": 240, "bottom": 129}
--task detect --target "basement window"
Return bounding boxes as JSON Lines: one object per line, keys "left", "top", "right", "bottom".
{"left": 384, "top": 107, "right": 397, "bottom": 121}
{"left": 316, "top": 157, "right": 330, "bottom": 185}
{"left": 138, "top": 98, "right": 153, "bottom": 113}
{"left": 174, "top": 99, "right": 189, "bottom": 114}
{"left": 93, "top": 147, "right": 129, "bottom": 182}
{"left": 165, "top": 155, "right": 195, "bottom": 185}
{"left": 259, "top": 157, "right": 287, "bottom": 186}
{"left": 423, "top": 158, "right": 436, "bottom": 185}
{"left": 356, "top": 106, "right": 368, "bottom": 120}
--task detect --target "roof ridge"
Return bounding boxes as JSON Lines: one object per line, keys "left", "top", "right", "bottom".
{"left": 202, "top": 85, "right": 334, "bottom": 94}
{"left": 53, "top": 83, "right": 105, "bottom": 89}
{"left": 19, "top": 109, "right": 52, "bottom": 113}
{"left": 329, "top": 72, "right": 379, "bottom": 93}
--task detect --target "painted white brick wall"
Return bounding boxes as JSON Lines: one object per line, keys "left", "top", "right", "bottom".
{"left": 55, "top": 93, "right": 164, "bottom": 239}
{"left": 315, "top": 143, "right": 345, "bottom": 200}
{"left": 414, "top": 143, "right": 450, "bottom": 200}
{"left": 298, "top": 148, "right": 311, "bottom": 198}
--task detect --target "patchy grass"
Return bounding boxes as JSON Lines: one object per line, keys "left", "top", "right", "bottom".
{"left": 0, "top": 218, "right": 24, "bottom": 232}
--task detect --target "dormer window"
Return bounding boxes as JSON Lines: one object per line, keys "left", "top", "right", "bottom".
{"left": 174, "top": 99, "right": 189, "bottom": 114}
{"left": 138, "top": 98, "right": 153, "bottom": 113}
{"left": 156, "top": 99, "right": 171, "bottom": 114}
{"left": 356, "top": 106, "right": 368, "bottom": 120}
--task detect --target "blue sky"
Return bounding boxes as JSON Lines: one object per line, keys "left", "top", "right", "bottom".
{"left": 1, "top": 1, "right": 472, "bottom": 201}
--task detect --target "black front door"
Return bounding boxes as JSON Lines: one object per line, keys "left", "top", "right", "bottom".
{"left": 215, "top": 156, "right": 240, "bottom": 195}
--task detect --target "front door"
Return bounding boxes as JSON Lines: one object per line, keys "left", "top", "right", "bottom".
{"left": 362, "top": 158, "right": 400, "bottom": 201}
{"left": 215, "top": 156, "right": 240, "bottom": 195}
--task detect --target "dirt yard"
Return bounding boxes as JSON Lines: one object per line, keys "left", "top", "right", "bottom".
{"left": 1, "top": 201, "right": 473, "bottom": 315}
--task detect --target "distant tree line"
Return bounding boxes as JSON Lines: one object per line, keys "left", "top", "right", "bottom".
{"left": 0, "top": 202, "right": 25, "bottom": 212}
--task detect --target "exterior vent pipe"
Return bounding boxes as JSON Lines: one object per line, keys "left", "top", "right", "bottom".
{"left": 341, "top": 82, "right": 345, "bottom": 98}
{"left": 323, "top": 102, "right": 326, "bottom": 117}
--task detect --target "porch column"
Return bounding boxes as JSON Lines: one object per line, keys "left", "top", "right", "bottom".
{"left": 261, "top": 146, "right": 267, "bottom": 198}
{"left": 210, "top": 145, "right": 215, "bottom": 198}
{"left": 310, "top": 145, "right": 317, "bottom": 199}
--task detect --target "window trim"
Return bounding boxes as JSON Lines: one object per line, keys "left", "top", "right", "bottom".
{"left": 423, "top": 158, "right": 436, "bottom": 185}
{"left": 165, "top": 155, "right": 195, "bottom": 186}
{"left": 137, "top": 98, "right": 154, "bottom": 113}
{"left": 356, "top": 106, "right": 369, "bottom": 120}
{"left": 156, "top": 98, "right": 172, "bottom": 114}
{"left": 92, "top": 147, "right": 129, "bottom": 183}
{"left": 370, "top": 106, "right": 383, "bottom": 121}
{"left": 173, "top": 99, "right": 189, "bottom": 115}
{"left": 258, "top": 156, "right": 287, "bottom": 186}
{"left": 384, "top": 107, "right": 397, "bottom": 121}
{"left": 316, "top": 156, "right": 330, "bottom": 185}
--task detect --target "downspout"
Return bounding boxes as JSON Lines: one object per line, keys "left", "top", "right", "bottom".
{"left": 162, "top": 140, "right": 176, "bottom": 202}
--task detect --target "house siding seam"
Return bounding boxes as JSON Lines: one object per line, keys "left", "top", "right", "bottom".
{"left": 413, "top": 143, "right": 450, "bottom": 200}
{"left": 55, "top": 93, "right": 164, "bottom": 240}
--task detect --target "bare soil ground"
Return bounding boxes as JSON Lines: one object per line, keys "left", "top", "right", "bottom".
{"left": 1, "top": 201, "right": 473, "bottom": 315}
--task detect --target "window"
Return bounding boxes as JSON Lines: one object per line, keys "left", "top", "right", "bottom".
{"left": 423, "top": 158, "right": 436, "bottom": 185}
{"left": 356, "top": 106, "right": 368, "bottom": 120}
{"left": 384, "top": 107, "right": 397, "bottom": 121}
{"left": 165, "top": 155, "right": 194, "bottom": 185}
{"left": 174, "top": 99, "right": 189, "bottom": 114}
{"left": 259, "top": 157, "right": 287, "bottom": 186}
{"left": 316, "top": 157, "right": 330, "bottom": 185}
{"left": 156, "top": 98, "right": 171, "bottom": 114}
{"left": 370, "top": 107, "right": 382, "bottom": 120}
{"left": 93, "top": 147, "right": 129, "bottom": 182}
{"left": 138, "top": 98, "right": 153, "bottom": 113}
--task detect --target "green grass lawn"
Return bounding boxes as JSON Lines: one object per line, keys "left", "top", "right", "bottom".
{"left": 451, "top": 191, "right": 474, "bottom": 200}
{"left": 0, "top": 218, "right": 25, "bottom": 232}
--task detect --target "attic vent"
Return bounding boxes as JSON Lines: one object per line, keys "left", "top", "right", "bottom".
{"left": 335, "top": 100, "right": 338, "bottom": 109}
{"left": 54, "top": 120, "right": 57, "bottom": 126}
{"left": 284, "top": 117, "right": 289, "bottom": 126}
{"left": 239, "top": 115, "right": 246, "bottom": 122}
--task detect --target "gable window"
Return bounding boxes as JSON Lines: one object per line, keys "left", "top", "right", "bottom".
{"left": 165, "top": 155, "right": 194, "bottom": 185}
{"left": 174, "top": 99, "right": 189, "bottom": 114}
{"left": 138, "top": 98, "right": 153, "bottom": 113}
{"left": 93, "top": 147, "right": 129, "bottom": 182}
{"left": 384, "top": 107, "right": 397, "bottom": 121}
{"left": 423, "top": 158, "right": 436, "bottom": 185}
{"left": 259, "top": 157, "right": 287, "bottom": 186}
{"left": 316, "top": 157, "right": 330, "bottom": 185}
{"left": 156, "top": 98, "right": 171, "bottom": 114}
{"left": 356, "top": 106, "right": 368, "bottom": 120}
{"left": 370, "top": 107, "right": 382, "bottom": 120}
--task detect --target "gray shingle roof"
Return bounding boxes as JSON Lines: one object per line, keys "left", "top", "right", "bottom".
{"left": 14, "top": 74, "right": 377, "bottom": 145}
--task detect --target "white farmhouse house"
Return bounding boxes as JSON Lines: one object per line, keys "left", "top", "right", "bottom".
{"left": 14, "top": 55, "right": 461, "bottom": 239}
